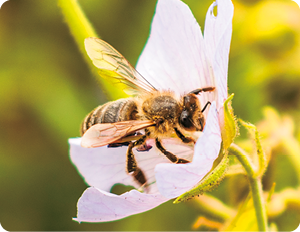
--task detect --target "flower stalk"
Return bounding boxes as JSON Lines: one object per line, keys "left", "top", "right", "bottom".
{"left": 228, "top": 143, "right": 268, "bottom": 231}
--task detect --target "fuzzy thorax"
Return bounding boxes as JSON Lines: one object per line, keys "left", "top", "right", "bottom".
{"left": 138, "top": 90, "right": 183, "bottom": 138}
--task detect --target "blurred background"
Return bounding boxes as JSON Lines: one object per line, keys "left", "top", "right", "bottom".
{"left": 0, "top": 0, "right": 300, "bottom": 231}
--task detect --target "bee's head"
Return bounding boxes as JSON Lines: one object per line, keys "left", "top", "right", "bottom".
{"left": 180, "top": 94, "right": 205, "bottom": 132}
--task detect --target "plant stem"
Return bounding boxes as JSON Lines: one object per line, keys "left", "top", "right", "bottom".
{"left": 57, "top": 0, "right": 126, "bottom": 100}
{"left": 228, "top": 143, "right": 268, "bottom": 231}
{"left": 58, "top": 0, "right": 98, "bottom": 53}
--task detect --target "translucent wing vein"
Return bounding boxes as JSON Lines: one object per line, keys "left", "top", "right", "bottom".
{"left": 85, "top": 37, "right": 157, "bottom": 95}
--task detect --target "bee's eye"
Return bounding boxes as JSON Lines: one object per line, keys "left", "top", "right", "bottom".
{"left": 180, "top": 110, "right": 194, "bottom": 129}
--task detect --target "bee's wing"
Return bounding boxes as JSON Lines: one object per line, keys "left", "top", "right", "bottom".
{"left": 81, "top": 120, "right": 156, "bottom": 148}
{"left": 85, "top": 37, "right": 157, "bottom": 95}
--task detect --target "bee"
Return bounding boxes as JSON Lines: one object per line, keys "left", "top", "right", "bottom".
{"left": 80, "top": 37, "right": 215, "bottom": 188}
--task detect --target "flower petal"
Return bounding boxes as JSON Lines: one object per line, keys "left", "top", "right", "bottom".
{"left": 69, "top": 138, "right": 139, "bottom": 192}
{"left": 70, "top": 138, "right": 194, "bottom": 222}
{"left": 69, "top": 138, "right": 193, "bottom": 194}
{"left": 204, "top": 0, "right": 234, "bottom": 109}
{"left": 155, "top": 102, "right": 221, "bottom": 198}
{"left": 136, "top": 0, "right": 215, "bottom": 98}
{"left": 74, "top": 187, "right": 168, "bottom": 222}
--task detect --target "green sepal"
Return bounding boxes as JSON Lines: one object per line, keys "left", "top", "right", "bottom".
{"left": 221, "top": 94, "right": 238, "bottom": 150}
{"left": 239, "top": 119, "right": 266, "bottom": 177}
{"left": 173, "top": 145, "right": 229, "bottom": 204}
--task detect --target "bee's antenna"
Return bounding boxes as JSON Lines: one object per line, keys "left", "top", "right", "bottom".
{"left": 201, "top": 101, "right": 212, "bottom": 113}
{"left": 189, "top": 87, "right": 215, "bottom": 95}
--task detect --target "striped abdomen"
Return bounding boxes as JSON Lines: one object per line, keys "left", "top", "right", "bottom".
{"left": 80, "top": 98, "right": 138, "bottom": 136}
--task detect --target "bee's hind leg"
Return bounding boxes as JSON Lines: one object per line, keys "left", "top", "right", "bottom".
{"left": 126, "top": 134, "right": 148, "bottom": 186}
{"left": 108, "top": 142, "right": 130, "bottom": 147}
{"left": 135, "top": 131, "right": 152, "bottom": 151}
{"left": 155, "top": 138, "right": 190, "bottom": 164}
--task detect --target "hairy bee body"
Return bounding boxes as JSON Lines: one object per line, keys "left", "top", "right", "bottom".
{"left": 81, "top": 91, "right": 189, "bottom": 139}
{"left": 140, "top": 91, "right": 183, "bottom": 138}
{"left": 80, "top": 37, "right": 215, "bottom": 188}
{"left": 80, "top": 98, "right": 138, "bottom": 136}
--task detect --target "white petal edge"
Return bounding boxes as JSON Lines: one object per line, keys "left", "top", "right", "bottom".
{"left": 136, "top": 0, "right": 216, "bottom": 104}
{"left": 204, "top": 0, "right": 234, "bottom": 109}
{"left": 74, "top": 187, "right": 168, "bottom": 222}
{"left": 70, "top": 138, "right": 141, "bottom": 192}
{"left": 155, "top": 102, "right": 221, "bottom": 198}
{"left": 69, "top": 137, "right": 194, "bottom": 194}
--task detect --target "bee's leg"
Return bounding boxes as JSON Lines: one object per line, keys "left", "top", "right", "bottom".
{"left": 136, "top": 143, "right": 153, "bottom": 152}
{"left": 189, "top": 87, "right": 215, "bottom": 95}
{"left": 126, "top": 135, "right": 148, "bottom": 186}
{"left": 155, "top": 138, "right": 190, "bottom": 164}
{"left": 108, "top": 142, "right": 130, "bottom": 147}
{"left": 108, "top": 132, "right": 138, "bottom": 148}
{"left": 174, "top": 127, "right": 195, "bottom": 144}
{"left": 136, "top": 129, "right": 152, "bottom": 151}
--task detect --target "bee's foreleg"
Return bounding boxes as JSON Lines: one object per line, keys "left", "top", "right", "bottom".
{"left": 174, "top": 128, "right": 195, "bottom": 144}
{"left": 126, "top": 135, "right": 148, "bottom": 186}
{"left": 155, "top": 138, "right": 190, "bottom": 164}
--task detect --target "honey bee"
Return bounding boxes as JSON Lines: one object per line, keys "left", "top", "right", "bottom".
{"left": 81, "top": 37, "right": 215, "bottom": 188}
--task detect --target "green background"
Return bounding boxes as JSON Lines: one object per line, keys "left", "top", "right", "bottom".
{"left": 0, "top": 0, "right": 300, "bottom": 231}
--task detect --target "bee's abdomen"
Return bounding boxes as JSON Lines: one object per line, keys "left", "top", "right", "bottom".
{"left": 80, "top": 98, "right": 138, "bottom": 135}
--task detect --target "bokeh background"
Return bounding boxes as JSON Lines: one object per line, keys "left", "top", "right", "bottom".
{"left": 1, "top": 0, "right": 300, "bottom": 231}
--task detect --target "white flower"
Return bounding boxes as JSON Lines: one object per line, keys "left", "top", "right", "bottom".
{"left": 69, "top": 0, "right": 233, "bottom": 222}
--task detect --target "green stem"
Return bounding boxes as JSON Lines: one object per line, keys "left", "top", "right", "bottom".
{"left": 249, "top": 177, "right": 267, "bottom": 231}
{"left": 229, "top": 143, "right": 256, "bottom": 176}
{"left": 58, "top": 0, "right": 98, "bottom": 53}
{"left": 57, "top": 0, "right": 126, "bottom": 100}
{"left": 228, "top": 143, "right": 268, "bottom": 231}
